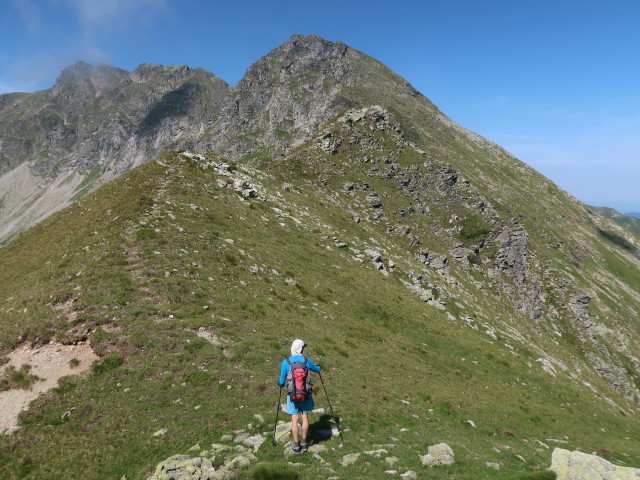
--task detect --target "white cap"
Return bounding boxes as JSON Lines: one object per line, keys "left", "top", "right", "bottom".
{"left": 291, "top": 339, "right": 306, "bottom": 356}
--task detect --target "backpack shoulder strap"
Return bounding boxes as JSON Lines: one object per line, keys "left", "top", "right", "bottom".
{"left": 285, "top": 357, "right": 293, "bottom": 366}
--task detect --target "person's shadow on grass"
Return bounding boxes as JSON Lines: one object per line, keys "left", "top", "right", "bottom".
{"left": 308, "top": 414, "right": 341, "bottom": 445}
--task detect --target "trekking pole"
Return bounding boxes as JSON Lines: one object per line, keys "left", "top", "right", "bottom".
{"left": 318, "top": 371, "right": 344, "bottom": 443}
{"left": 272, "top": 386, "right": 283, "bottom": 445}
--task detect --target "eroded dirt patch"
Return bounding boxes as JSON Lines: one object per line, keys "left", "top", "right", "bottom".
{"left": 0, "top": 342, "right": 98, "bottom": 432}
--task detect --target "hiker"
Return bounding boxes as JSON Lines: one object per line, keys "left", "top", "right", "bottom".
{"left": 278, "top": 339, "right": 321, "bottom": 452}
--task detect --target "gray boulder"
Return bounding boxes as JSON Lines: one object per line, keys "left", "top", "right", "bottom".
{"left": 550, "top": 448, "right": 640, "bottom": 479}
{"left": 419, "top": 443, "right": 455, "bottom": 467}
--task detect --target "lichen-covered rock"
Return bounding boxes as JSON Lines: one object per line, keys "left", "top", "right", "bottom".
{"left": 210, "top": 443, "right": 232, "bottom": 454}
{"left": 224, "top": 452, "right": 258, "bottom": 469}
{"left": 150, "top": 454, "right": 216, "bottom": 480}
{"left": 308, "top": 444, "right": 328, "bottom": 454}
{"left": 363, "top": 448, "right": 388, "bottom": 457}
{"left": 419, "top": 443, "right": 455, "bottom": 467}
{"left": 275, "top": 421, "right": 302, "bottom": 443}
{"left": 242, "top": 434, "right": 266, "bottom": 452}
{"left": 339, "top": 453, "right": 361, "bottom": 466}
{"left": 550, "top": 448, "right": 640, "bottom": 479}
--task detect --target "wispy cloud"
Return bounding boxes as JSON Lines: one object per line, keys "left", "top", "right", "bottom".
{"left": 1, "top": 0, "right": 171, "bottom": 93}
{"left": 11, "top": 0, "right": 41, "bottom": 34}
{"left": 61, "top": 0, "right": 170, "bottom": 61}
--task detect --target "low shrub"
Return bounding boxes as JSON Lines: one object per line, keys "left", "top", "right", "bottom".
{"left": 251, "top": 462, "right": 299, "bottom": 480}
{"left": 0, "top": 364, "right": 41, "bottom": 391}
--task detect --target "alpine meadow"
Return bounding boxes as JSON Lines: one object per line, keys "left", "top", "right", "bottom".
{"left": 1, "top": 34, "right": 640, "bottom": 480}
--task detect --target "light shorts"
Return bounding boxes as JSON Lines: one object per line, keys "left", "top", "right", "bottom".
{"left": 286, "top": 395, "right": 315, "bottom": 414}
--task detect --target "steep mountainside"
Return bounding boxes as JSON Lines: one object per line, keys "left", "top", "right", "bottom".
{"left": 0, "top": 34, "right": 639, "bottom": 479}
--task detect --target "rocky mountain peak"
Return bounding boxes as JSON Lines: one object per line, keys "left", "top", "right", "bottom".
{"left": 52, "top": 61, "right": 127, "bottom": 99}
{"left": 241, "top": 33, "right": 351, "bottom": 87}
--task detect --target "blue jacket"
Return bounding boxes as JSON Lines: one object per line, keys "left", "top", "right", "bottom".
{"left": 278, "top": 355, "right": 321, "bottom": 387}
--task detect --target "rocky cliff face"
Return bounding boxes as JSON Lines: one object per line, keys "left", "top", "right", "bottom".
{"left": 0, "top": 61, "right": 228, "bottom": 244}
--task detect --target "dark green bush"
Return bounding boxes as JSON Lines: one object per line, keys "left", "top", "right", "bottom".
{"left": 251, "top": 462, "right": 299, "bottom": 480}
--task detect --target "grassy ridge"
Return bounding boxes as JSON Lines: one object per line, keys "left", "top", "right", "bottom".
{"left": 0, "top": 150, "right": 639, "bottom": 479}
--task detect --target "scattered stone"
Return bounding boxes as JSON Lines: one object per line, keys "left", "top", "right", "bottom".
{"left": 242, "top": 434, "right": 266, "bottom": 452}
{"left": 339, "top": 453, "right": 361, "bottom": 466}
{"left": 308, "top": 444, "right": 328, "bottom": 454}
{"left": 464, "top": 419, "right": 476, "bottom": 428}
{"left": 384, "top": 470, "right": 398, "bottom": 475}
{"left": 61, "top": 407, "right": 76, "bottom": 420}
{"left": 385, "top": 456, "right": 399, "bottom": 466}
{"left": 547, "top": 438, "right": 568, "bottom": 444}
{"left": 320, "top": 132, "right": 341, "bottom": 154}
{"left": 534, "top": 439, "right": 550, "bottom": 449}
{"left": 152, "top": 428, "right": 168, "bottom": 437}
{"left": 4, "top": 426, "right": 21, "bottom": 436}
{"left": 363, "top": 449, "right": 388, "bottom": 457}
{"left": 253, "top": 413, "right": 264, "bottom": 424}
{"left": 419, "top": 443, "right": 455, "bottom": 467}
{"left": 233, "top": 432, "right": 250, "bottom": 444}
{"left": 226, "top": 452, "right": 258, "bottom": 469}
{"left": 187, "top": 443, "right": 201, "bottom": 452}
{"left": 486, "top": 462, "right": 501, "bottom": 470}
{"left": 233, "top": 179, "right": 258, "bottom": 198}
{"left": 400, "top": 471, "right": 417, "bottom": 479}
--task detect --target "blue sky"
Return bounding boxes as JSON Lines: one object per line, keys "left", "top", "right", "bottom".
{"left": 1, "top": 0, "right": 639, "bottom": 213}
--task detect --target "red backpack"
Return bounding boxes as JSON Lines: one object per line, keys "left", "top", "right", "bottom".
{"left": 285, "top": 357, "right": 313, "bottom": 402}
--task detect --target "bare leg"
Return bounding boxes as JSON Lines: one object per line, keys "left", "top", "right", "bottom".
{"left": 291, "top": 414, "right": 300, "bottom": 444}
{"left": 301, "top": 413, "right": 309, "bottom": 444}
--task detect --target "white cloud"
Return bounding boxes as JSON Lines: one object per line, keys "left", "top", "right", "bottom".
{"left": 11, "top": 0, "right": 41, "bottom": 34}
{"left": 62, "top": 0, "right": 170, "bottom": 32}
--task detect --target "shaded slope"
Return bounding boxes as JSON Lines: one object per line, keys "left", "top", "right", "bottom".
{"left": 591, "top": 206, "right": 640, "bottom": 236}
{"left": 0, "top": 147, "right": 639, "bottom": 479}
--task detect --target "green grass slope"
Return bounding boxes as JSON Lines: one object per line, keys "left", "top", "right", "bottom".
{"left": 0, "top": 142, "right": 639, "bottom": 479}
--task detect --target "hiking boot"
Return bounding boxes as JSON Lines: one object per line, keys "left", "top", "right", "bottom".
{"left": 300, "top": 442, "right": 309, "bottom": 452}
{"left": 291, "top": 443, "right": 301, "bottom": 453}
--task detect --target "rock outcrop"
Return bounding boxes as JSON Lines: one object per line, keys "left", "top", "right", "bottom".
{"left": 550, "top": 448, "right": 640, "bottom": 480}
{"left": 419, "top": 443, "right": 455, "bottom": 467}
